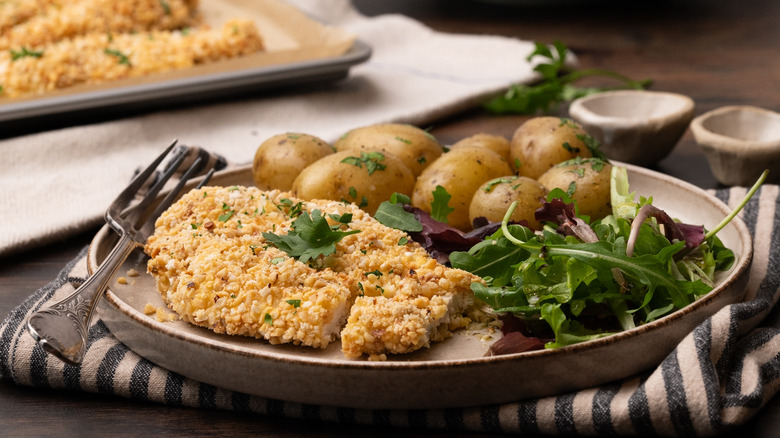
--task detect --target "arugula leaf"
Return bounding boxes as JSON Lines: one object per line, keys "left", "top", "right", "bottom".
{"left": 430, "top": 185, "right": 454, "bottom": 224}
{"left": 262, "top": 209, "right": 360, "bottom": 264}
{"left": 485, "top": 40, "right": 652, "bottom": 115}
{"left": 374, "top": 197, "right": 423, "bottom": 232}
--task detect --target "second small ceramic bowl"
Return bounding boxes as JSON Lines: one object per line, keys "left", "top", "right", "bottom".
{"left": 569, "top": 90, "right": 695, "bottom": 167}
{"left": 690, "top": 105, "right": 780, "bottom": 186}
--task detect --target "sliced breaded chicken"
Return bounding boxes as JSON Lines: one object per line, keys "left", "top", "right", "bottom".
{"left": 144, "top": 186, "right": 482, "bottom": 358}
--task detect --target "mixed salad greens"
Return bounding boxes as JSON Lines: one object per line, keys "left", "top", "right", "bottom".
{"left": 375, "top": 167, "right": 765, "bottom": 355}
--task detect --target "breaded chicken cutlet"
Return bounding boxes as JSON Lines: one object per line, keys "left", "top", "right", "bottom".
{"left": 144, "top": 186, "right": 482, "bottom": 360}
{"left": 0, "top": 19, "right": 263, "bottom": 98}
{"left": 0, "top": 0, "right": 200, "bottom": 50}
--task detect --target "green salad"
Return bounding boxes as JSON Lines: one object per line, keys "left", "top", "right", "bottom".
{"left": 448, "top": 167, "right": 762, "bottom": 352}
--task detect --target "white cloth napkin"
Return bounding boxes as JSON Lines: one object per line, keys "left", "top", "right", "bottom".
{"left": 0, "top": 0, "right": 538, "bottom": 256}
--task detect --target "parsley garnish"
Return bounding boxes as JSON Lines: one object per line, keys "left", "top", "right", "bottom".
{"left": 286, "top": 299, "right": 301, "bottom": 308}
{"left": 104, "top": 48, "right": 131, "bottom": 66}
{"left": 264, "top": 313, "right": 273, "bottom": 325}
{"left": 262, "top": 210, "right": 360, "bottom": 264}
{"left": 485, "top": 40, "right": 651, "bottom": 115}
{"left": 159, "top": 0, "right": 171, "bottom": 15}
{"left": 483, "top": 176, "right": 518, "bottom": 193}
{"left": 341, "top": 151, "right": 387, "bottom": 175}
{"left": 11, "top": 47, "right": 43, "bottom": 61}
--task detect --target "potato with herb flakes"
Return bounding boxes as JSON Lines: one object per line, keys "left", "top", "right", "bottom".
{"left": 334, "top": 123, "right": 443, "bottom": 177}
{"left": 537, "top": 157, "right": 613, "bottom": 220}
{"left": 253, "top": 133, "right": 334, "bottom": 191}
{"left": 292, "top": 150, "right": 415, "bottom": 216}
{"left": 510, "top": 117, "right": 593, "bottom": 179}
{"left": 469, "top": 176, "right": 549, "bottom": 230}
{"left": 449, "top": 133, "right": 511, "bottom": 162}
{"left": 412, "top": 146, "right": 512, "bottom": 231}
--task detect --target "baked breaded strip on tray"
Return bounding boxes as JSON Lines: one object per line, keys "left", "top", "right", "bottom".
{"left": 0, "top": 19, "right": 263, "bottom": 98}
{"left": 0, "top": 0, "right": 200, "bottom": 51}
{"left": 144, "top": 186, "right": 482, "bottom": 360}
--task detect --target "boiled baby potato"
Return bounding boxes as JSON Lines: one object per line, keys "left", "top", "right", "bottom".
{"left": 537, "top": 157, "right": 613, "bottom": 220}
{"left": 469, "top": 176, "right": 548, "bottom": 230}
{"left": 292, "top": 150, "right": 415, "bottom": 216}
{"left": 510, "top": 117, "right": 593, "bottom": 179}
{"left": 252, "top": 133, "right": 334, "bottom": 191}
{"left": 449, "top": 133, "right": 511, "bottom": 161}
{"left": 334, "top": 123, "right": 443, "bottom": 177}
{"left": 412, "top": 146, "right": 512, "bottom": 231}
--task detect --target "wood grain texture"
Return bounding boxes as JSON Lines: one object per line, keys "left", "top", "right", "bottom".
{"left": 2, "top": 0, "right": 779, "bottom": 435}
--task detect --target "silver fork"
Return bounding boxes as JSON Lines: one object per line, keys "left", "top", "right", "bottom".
{"left": 26, "top": 141, "right": 216, "bottom": 365}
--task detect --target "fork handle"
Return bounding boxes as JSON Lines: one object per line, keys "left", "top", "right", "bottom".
{"left": 27, "top": 233, "right": 137, "bottom": 365}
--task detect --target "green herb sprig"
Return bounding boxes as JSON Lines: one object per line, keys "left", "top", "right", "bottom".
{"left": 485, "top": 40, "right": 652, "bottom": 115}
{"left": 262, "top": 209, "right": 360, "bottom": 264}
{"left": 11, "top": 47, "right": 44, "bottom": 61}
{"left": 104, "top": 48, "right": 132, "bottom": 66}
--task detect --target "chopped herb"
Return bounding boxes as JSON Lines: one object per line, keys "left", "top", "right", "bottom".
{"left": 190, "top": 223, "right": 198, "bottom": 229}
{"left": 159, "top": 0, "right": 171, "bottom": 14}
{"left": 264, "top": 313, "right": 273, "bottom": 325}
{"left": 358, "top": 196, "right": 369, "bottom": 208}
{"left": 10, "top": 47, "right": 43, "bottom": 61}
{"left": 249, "top": 244, "right": 259, "bottom": 255}
{"left": 483, "top": 176, "right": 518, "bottom": 193}
{"left": 230, "top": 294, "right": 237, "bottom": 298}
{"left": 271, "top": 257, "right": 285, "bottom": 265}
{"left": 365, "top": 270, "right": 383, "bottom": 277}
{"left": 562, "top": 142, "right": 580, "bottom": 153}
{"left": 349, "top": 186, "right": 358, "bottom": 199}
{"left": 340, "top": 151, "right": 387, "bottom": 175}
{"left": 567, "top": 181, "right": 577, "bottom": 197}
{"left": 218, "top": 210, "right": 234, "bottom": 222}
{"left": 286, "top": 299, "right": 301, "bottom": 308}
{"left": 376, "top": 285, "right": 385, "bottom": 294}
{"left": 395, "top": 136, "right": 412, "bottom": 144}
{"left": 104, "top": 48, "right": 131, "bottom": 66}
{"left": 228, "top": 186, "right": 240, "bottom": 191}
{"left": 398, "top": 236, "right": 409, "bottom": 245}
{"left": 514, "top": 158, "right": 522, "bottom": 169}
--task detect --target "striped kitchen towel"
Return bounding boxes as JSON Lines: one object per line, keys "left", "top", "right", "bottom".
{"left": 1, "top": 185, "right": 779, "bottom": 437}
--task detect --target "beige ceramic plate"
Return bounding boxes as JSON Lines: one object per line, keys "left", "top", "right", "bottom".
{"left": 93, "top": 164, "right": 752, "bottom": 409}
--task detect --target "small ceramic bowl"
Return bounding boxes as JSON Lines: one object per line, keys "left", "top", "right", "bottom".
{"left": 569, "top": 90, "right": 695, "bottom": 166}
{"left": 690, "top": 105, "right": 780, "bottom": 186}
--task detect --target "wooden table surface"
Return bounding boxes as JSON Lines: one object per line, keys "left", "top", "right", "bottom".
{"left": 2, "top": 0, "right": 779, "bottom": 436}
